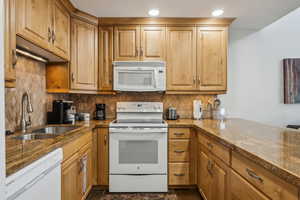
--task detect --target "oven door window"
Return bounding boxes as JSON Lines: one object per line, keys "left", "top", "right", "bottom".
{"left": 119, "top": 140, "right": 158, "bottom": 164}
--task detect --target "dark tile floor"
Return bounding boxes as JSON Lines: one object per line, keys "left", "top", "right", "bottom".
{"left": 87, "top": 189, "right": 203, "bottom": 200}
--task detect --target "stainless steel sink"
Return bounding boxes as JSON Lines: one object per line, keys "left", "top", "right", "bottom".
{"left": 13, "top": 133, "right": 58, "bottom": 140}
{"left": 13, "top": 126, "right": 81, "bottom": 141}
{"left": 31, "top": 126, "right": 80, "bottom": 135}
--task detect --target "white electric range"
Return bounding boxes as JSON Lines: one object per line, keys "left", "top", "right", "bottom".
{"left": 109, "top": 102, "right": 168, "bottom": 193}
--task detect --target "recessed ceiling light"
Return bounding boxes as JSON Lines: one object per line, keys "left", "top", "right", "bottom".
{"left": 212, "top": 9, "right": 224, "bottom": 17}
{"left": 148, "top": 9, "right": 160, "bottom": 17}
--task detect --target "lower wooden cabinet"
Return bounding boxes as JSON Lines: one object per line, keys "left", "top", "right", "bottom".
{"left": 230, "top": 170, "right": 269, "bottom": 200}
{"left": 198, "top": 143, "right": 230, "bottom": 200}
{"left": 169, "top": 163, "right": 190, "bottom": 185}
{"left": 97, "top": 128, "right": 109, "bottom": 186}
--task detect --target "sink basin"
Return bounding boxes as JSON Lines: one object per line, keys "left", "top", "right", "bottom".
{"left": 13, "top": 133, "right": 58, "bottom": 140}
{"left": 31, "top": 126, "right": 80, "bottom": 135}
{"left": 13, "top": 126, "right": 81, "bottom": 141}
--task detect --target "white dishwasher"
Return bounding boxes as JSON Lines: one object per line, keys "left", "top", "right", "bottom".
{"left": 5, "top": 148, "right": 63, "bottom": 200}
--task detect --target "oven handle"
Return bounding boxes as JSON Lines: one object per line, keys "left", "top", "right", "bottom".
{"left": 110, "top": 130, "right": 167, "bottom": 134}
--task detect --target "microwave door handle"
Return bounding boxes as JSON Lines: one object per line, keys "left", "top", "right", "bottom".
{"left": 154, "top": 69, "right": 158, "bottom": 89}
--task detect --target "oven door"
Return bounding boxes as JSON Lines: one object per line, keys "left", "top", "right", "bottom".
{"left": 114, "top": 67, "right": 160, "bottom": 91}
{"left": 109, "top": 129, "right": 167, "bottom": 174}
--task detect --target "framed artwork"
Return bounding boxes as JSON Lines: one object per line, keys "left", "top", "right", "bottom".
{"left": 284, "top": 58, "right": 300, "bottom": 104}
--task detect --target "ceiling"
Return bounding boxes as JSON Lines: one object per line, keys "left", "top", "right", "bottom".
{"left": 70, "top": 0, "right": 300, "bottom": 29}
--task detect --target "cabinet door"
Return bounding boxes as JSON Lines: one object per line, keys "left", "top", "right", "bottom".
{"left": 211, "top": 155, "right": 230, "bottom": 200}
{"left": 114, "top": 25, "right": 140, "bottom": 61}
{"left": 97, "top": 129, "right": 109, "bottom": 185}
{"left": 5, "top": 0, "right": 17, "bottom": 87}
{"left": 78, "top": 144, "right": 93, "bottom": 200}
{"left": 99, "top": 26, "right": 114, "bottom": 91}
{"left": 52, "top": 0, "right": 70, "bottom": 60}
{"left": 140, "top": 26, "right": 166, "bottom": 60}
{"left": 71, "top": 18, "right": 98, "bottom": 91}
{"left": 198, "top": 150, "right": 213, "bottom": 200}
{"left": 16, "top": 0, "right": 52, "bottom": 50}
{"left": 62, "top": 153, "right": 80, "bottom": 200}
{"left": 230, "top": 170, "right": 269, "bottom": 200}
{"left": 197, "top": 27, "right": 227, "bottom": 91}
{"left": 166, "top": 26, "right": 197, "bottom": 91}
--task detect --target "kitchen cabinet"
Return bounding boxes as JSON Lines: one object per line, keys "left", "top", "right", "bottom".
{"left": 97, "top": 128, "right": 109, "bottom": 186}
{"left": 140, "top": 26, "right": 166, "bottom": 60}
{"left": 52, "top": 0, "right": 71, "bottom": 60}
{"left": 70, "top": 18, "right": 98, "bottom": 91}
{"left": 4, "top": 0, "right": 17, "bottom": 88}
{"left": 198, "top": 140, "right": 230, "bottom": 200}
{"left": 230, "top": 170, "right": 269, "bottom": 200}
{"left": 114, "top": 25, "right": 166, "bottom": 61}
{"left": 166, "top": 26, "right": 197, "bottom": 91}
{"left": 99, "top": 26, "right": 114, "bottom": 91}
{"left": 197, "top": 27, "right": 227, "bottom": 91}
{"left": 16, "top": 0, "right": 70, "bottom": 60}
{"left": 114, "top": 25, "right": 140, "bottom": 61}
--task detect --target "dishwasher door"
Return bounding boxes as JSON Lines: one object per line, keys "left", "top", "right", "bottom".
{"left": 6, "top": 148, "right": 63, "bottom": 200}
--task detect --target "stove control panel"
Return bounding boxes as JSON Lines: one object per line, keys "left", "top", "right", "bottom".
{"left": 117, "top": 102, "right": 163, "bottom": 113}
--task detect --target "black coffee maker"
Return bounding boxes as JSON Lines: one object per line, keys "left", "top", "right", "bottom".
{"left": 95, "top": 104, "right": 106, "bottom": 120}
{"left": 47, "top": 100, "right": 74, "bottom": 124}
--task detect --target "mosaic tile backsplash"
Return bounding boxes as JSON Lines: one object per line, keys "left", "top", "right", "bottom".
{"left": 5, "top": 56, "right": 215, "bottom": 131}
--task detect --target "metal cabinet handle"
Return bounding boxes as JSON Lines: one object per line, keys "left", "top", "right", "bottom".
{"left": 246, "top": 168, "right": 263, "bottom": 183}
{"left": 193, "top": 77, "right": 196, "bottom": 84}
{"left": 140, "top": 48, "right": 144, "bottom": 56}
{"left": 12, "top": 49, "right": 18, "bottom": 67}
{"left": 174, "top": 150, "right": 185, "bottom": 153}
{"left": 174, "top": 133, "right": 184, "bottom": 136}
{"left": 104, "top": 135, "right": 107, "bottom": 145}
{"left": 71, "top": 73, "right": 75, "bottom": 82}
{"left": 197, "top": 76, "right": 200, "bottom": 85}
{"left": 207, "top": 142, "right": 213, "bottom": 149}
{"left": 78, "top": 159, "right": 84, "bottom": 174}
{"left": 52, "top": 30, "right": 56, "bottom": 43}
{"left": 207, "top": 160, "right": 214, "bottom": 176}
{"left": 174, "top": 173, "right": 185, "bottom": 177}
{"left": 48, "top": 28, "right": 52, "bottom": 42}
{"left": 136, "top": 48, "right": 139, "bottom": 57}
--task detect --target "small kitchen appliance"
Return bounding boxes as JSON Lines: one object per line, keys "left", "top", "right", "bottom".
{"left": 166, "top": 107, "right": 179, "bottom": 120}
{"left": 95, "top": 104, "right": 106, "bottom": 120}
{"left": 47, "top": 100, "right": 75, "bottom": 124}
{"left": 193, "top": 100, "right": 203, "bottom": 120}
{"left": 109, "top": 102, "right": 168, "bottom": 192}
{"left": 113, "top": 61, "right": 166, "bottom": 92}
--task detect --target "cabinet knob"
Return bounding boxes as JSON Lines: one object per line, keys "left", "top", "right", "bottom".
{"left": 174, "top": 150, "right": 185, "bottom": 153}
{"left": 174, "top": 132, "right": 184, "bottom": 136}
{"left": 48, "top": 28, "right": 52, "bottom": 42}
{"left": 71, "top": 73, "right": 75, "bottom": 82}
{"left": 246, "top": 168, "right": 264, "bottom": 183}
{"left": 12, "top": 49, "right": 18, "bottom": 68}
{"left": 174, "top": 173, "right": 185, "bottom": 177}
{"left": 52, "top": 30, "right": 56, "bottom": 44}
{"left": 140, "top": 48, "right": 144, "bottom": 56}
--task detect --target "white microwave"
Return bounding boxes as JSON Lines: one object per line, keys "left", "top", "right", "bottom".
{"left": 113, "top": 61, "right": 166, "bottom": 92}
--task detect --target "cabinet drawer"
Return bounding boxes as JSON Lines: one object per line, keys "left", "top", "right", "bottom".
{"left": 169, "top": 128, "right": 191, "bottom": 139}
{"left": 169, "top": 163, "right": 190, "bottom": 185}
{"left": 232, "top": 152, "right": 298, "bottom": 200}
{"left": 231, "top": 170, "right": 269, "bottom": 200}
{"left": 169, "top": 140, "right": 190, "bottom": 162}
{"left": 198, "top": 133, "right": 230, "bottom": 165}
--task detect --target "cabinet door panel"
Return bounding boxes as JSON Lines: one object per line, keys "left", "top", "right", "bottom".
{"left": 230, "top": 170, "right": 269, "bottom": 200}
{"left": 167, "top": 26, "right": 197, "bottom": 91}
{"left": 71, "top": 18, "right": 98, "bottom": 91}
{"left": 62, "top": 154, "right": 80, "bottom": 200}
{"left": 198, "top": 150, "right": 213, "bottom": 200}
{"left": 99, "top": 26, "right": 114, "bottom": 91}
{"left": 52, "top": 0, "right": 70, "bottom": 60}
{"left": 141, "top": 26, "right": 166, "bottom": 60}
{"left": 197, "top": 27, "right": 227, "bottom": 91}
{"left": 16, "top": 0, "right": 52, "bottom": 49}
{"left": 5, "top": 0, "right": 16, "bottom": 87}
{"left": 98, "top": 129, "right": 109, "bottom": 185}
{"left": 114, "top": 25, "right": 140, "bottom": 60}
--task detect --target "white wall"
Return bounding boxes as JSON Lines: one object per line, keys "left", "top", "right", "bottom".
{"left": 0, "top": 0, "right": 6, "bottom": 199}
{"left": 220, "top": 7, "right": 300, "bottom": 127}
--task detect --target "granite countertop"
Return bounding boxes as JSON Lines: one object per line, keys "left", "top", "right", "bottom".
{"left": 168, "top": 118, "right": 300, "bottom": 187}
{"left": 6, "top": 120, "right": 112, "bottom": 176}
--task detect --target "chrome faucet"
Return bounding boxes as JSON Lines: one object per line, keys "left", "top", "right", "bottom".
{"left": 20, "top": 92, "right": 33, "bottom": 132}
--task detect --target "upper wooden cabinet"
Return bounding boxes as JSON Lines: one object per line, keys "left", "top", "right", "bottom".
{"left": 114, "top": 25, "right": 140, "bottom": 61}
{"left": 16, "top": 0, "right": 70, "bottom": 60}
{"left": 140, "top": 26, "right": 166, "bottom": 60}
{"left": 99, "top": 26, "right": 114, "bottom": 91}
{"left": 114, "top": 25, "right": 166, "bottom": 61}
{"left": 70, "top": 18, "right": 98, "bottom": 91}
{"left": 4, "top": 0, "right": 17, "bottom": 88}
{"left": 166, "top": 26, "right": 197, "bottom": 91}
{"left": 197, "top": 27, "right": 227, "bottom": 91}
{"left": 52, "top": 0, "right": 71, "bottom": 59}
